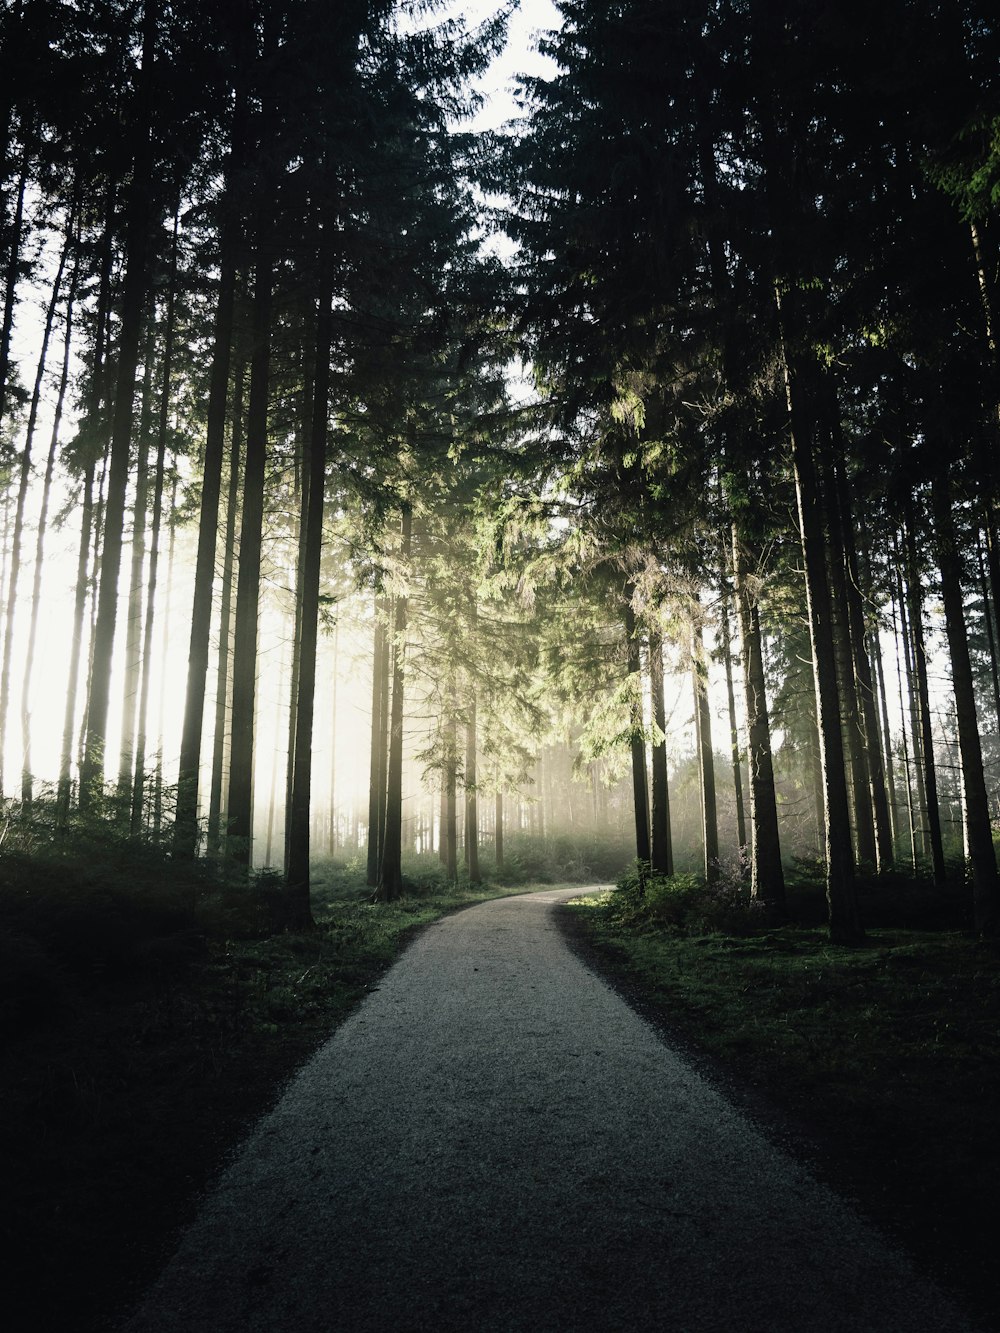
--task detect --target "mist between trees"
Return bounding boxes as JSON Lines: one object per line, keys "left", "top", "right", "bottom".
{"left": 1, "top": 0, "right": 999, "bottom": 940}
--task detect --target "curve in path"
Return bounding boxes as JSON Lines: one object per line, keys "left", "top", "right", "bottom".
{"left": 124, "top": 887, "right": 978, "bottom": 1332}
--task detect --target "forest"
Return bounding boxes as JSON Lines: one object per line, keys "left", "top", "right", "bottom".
{"left": 2, "top": 0, "right": 999, "bottom": 939}
{"left": 2, "top": 0, "right": 1000, "bottom": 1325}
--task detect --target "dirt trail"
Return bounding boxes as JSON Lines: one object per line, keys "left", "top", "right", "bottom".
{"left": 123, "top": 886, "right": 979, "bottom": 1332}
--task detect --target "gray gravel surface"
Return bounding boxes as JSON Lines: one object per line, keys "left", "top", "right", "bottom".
{"left": 123, "top": 887, "right": 979, "bottom": 1332}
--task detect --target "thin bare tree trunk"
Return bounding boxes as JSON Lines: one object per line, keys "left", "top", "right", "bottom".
{"left": 131, "top": 208, "right": 178, "bottom": 834}
{"left": 903, "top": 518, "right": 947, "bottom": 885}
{"left": 117, "top": 330, "right": 155, "bottom": 809}
{"left": 648, "top": 624, "right": 673, "bottom": 875}
{"left": 366, "top": 600, "right": 388, "bottom": 885}
{"left": 1, "top": 199, "right": 73, "bottom": 795}
{"left": 0, "top": 129, "right": 31, "bottom": 430}
{"left": 174, "top": 39, "right": 249, "bottom": 854}
{"left": 21, "top": 224, "right": 78, "bottom": 805}
{"left": 779, "top": 330, "right": 861, "bottom": 942}
{"left": 692, "top": 609, "right": 719, "bottom": 886}
{"left": 624, "top": 592, "right": 650, "bottom": 867}
{"left": 207, "top": 358, "right": 243, "bottom": 852}
{"left": 931, "top": 470, "right": 999, "bottom": 933}
{"left": 465, "top": 681, "right": 480, "bottom": 884}
{"left": 733, "top": 525, "right": 785, "bottom": 915}
{"left": 80, "top": 1, "right": 157, "bottom": 807}
{"left": 285, "top": 277, "right": 331, "bottom": 928}
{"left": 226, "top": 207, "right": 273, "bottom": 867}
{"left": 375, "top": 505, "right": 412, "bottom": 902}
{"left": 718, "top": 575, "right": 747, "bottom": 860}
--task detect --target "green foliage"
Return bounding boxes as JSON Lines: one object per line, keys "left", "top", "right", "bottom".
{"left": 490, "top": 831, "right": 630, "bottom": 886}
{"left": 567, "top": 877, "right": 1000, "bottom": 1319}
{"left": 606, "top": 863, "right": 756, "bottom": 936}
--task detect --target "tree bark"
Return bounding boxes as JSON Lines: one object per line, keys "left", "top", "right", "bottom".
{"left": 624, "top": 593, "right": 650, "bottom": 867}
{"left": 375, "top": 505, "right": 412, "bottom": 902}
{"left": 80, "top": 1, "right": 156, "bottom": 808}
{"left": 0, "top": 128, "right": 31, "bottom": 431}
{"left": 207, "top": 356, "right": 244, "bottom": 852}
{"left": 366, "top": 600, "right": 388, "bottom": 885}
{"left": 903, "top": 517, "right": 947, "bottom": 886}
{"left": 733, "top": 525, "right": 785, "bottom": 915}
{"left": 226, "top": 205, "right": 273, "bottom": 866}
{"left": 718, "top": 575, "right": 747, "bottom": 861}
{"left": 131, "top": 208, "right": 179, "bottom": 834}
{"left": 444, "top": 704, "right": 458, "bottom": 880}
{"left": 465, "top": 682, "right": 480, "bottom": 884}
{"left": 20, "top": 222, "right": 78, "bottom": 805}
{"left": 648, "top": 624, "right": 673, "bottom": 874}
{"left": 931, "top": 471, "right": 999, "bottom": 933}
{"left": 779, "top": 328, "right": 862, "bottom": 942}
{"left": 819, "top": 418, "right": 877, "bottom": 869}
{"left": 285, "top": 278, "right": 332, "bottom": 929}
{"left": 691, "top": 610, "right": 720, "bottom": 886}
{"left": 832, "top": 451, "right": 894, "bottom": 870}
{"left": 0, "top": 195, "right": 72, "bottom": 796}
{"left": 174, "top": 38, "right": 248, "bottom": 853}
{"left": 117, "top": 329, "right": 155, "bottom": 810}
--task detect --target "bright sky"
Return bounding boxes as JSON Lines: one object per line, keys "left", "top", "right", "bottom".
{"left": 461, "top": 0, "right": 561, "bottom": 130}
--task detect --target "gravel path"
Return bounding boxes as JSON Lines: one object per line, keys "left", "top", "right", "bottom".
{"left": 124, "top": 887, "right": 978, "bottom": 1332}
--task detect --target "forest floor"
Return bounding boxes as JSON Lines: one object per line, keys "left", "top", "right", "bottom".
{"left": 562, "top": 870, "right": 1000, "bottom": 1330}
{"left": 5, "top": 839, "right": 996, "bottom": 1330}
{"left": 121, "top": 885, "right": 975, "bottom": 1333}
{"left": 0, "top": 837, "right": 552, "bottom": 1333}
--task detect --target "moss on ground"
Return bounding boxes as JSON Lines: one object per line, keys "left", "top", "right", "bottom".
{"left": 565, "top": 882, "right": 1000, "bottom": 1327}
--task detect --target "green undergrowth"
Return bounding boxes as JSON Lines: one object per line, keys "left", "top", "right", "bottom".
{"left": 0, "top": 825, "right": 542, "bottom": 1333}
{"left": 566, "top": 866, "right": 1000, "bottom": 1325}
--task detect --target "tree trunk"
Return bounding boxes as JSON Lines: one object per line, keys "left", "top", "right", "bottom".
{"left": 779, "top": 331, "right": 862, "bottom": 942}
{"left": 328, "top": 622, "right": 338, "bottom": 856}
{"left": 20, "top": 219, "right": 77, "bottom": 805}
{"left": 465, "top": 683, "right": 480, "bottom": 884}
{"left": 444, "top": 706, "right": 458, "bottom": 880}
{"left": 80, "top": 1, "right": 156, "bottom": 808}
{"left": 718, "top": 574, "right": 747, "bottom": 861}
{"left": 285, "top": 278, "right": 332, "bottom": 930}
{"left": 648, "top": 624, "right": 673, "bottom": 875}
{"left": 0, "top": 129, "right": 31, "bottom": 431}
{"left": 833, "top": 456, "right": 894, "bottom": 870}
{"left": 624, "top": 593, "right": 650, "bottom": 867}
{"left": 174, "top": 52, "right": 248, "bottom": 854}
{"left": 131, "top": 208, "right": 178, "bottom": 835}
{"left": 207, "top": 356, "right": 244, "bottom": 852}
{"left": 894, "top": 542, "right": 931, "bottom": 857}
{"left": 366, "top": 601, "right": 388, "bottom": 886}
{"left": 0, "top": 196, "right": 72, "bottom": 796}
{"left": 226, "top": 193, "right": 273, "bottom": 867}
{"left": 495, "top": 788, "right": 504, "bottom": 871}
{"left": 931, "top": 471, "right": 1000, "bottom": 933}
{"left": 903, "top": 517, "right": 947, "bottom": 886}
{"left": 819, "top": 420, "right": 877, "bottom": 870}
{"left": 375, "top": 505, "right": 411, "bottom": 902}
{"left": 284, "top": 343, "right": 313, "bottom": 872}
{"left": 733, "top": 525, "right": 786, "bottom": 915}
{"left": 117, "top": 329, "right": 155, "bottom": 810}
{"left": 153, "top": 474, "right": 178, "bottom": 834}
{"left": 890, "top": 587, "right": 919, "bottom": 871}
{"left": 691, "top": 610, "right": 720, "bottom": 886}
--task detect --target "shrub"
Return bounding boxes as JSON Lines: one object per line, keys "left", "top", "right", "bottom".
{"left": 607, "top": 862, "right": 756, "bottom": 935}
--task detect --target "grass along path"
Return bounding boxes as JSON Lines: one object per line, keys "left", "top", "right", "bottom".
{"left": 563, "top": 885, "right": 1000, "bottom": 1329}
{"left": 2, "top": 872, "right": 548, "bottom": 1333}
